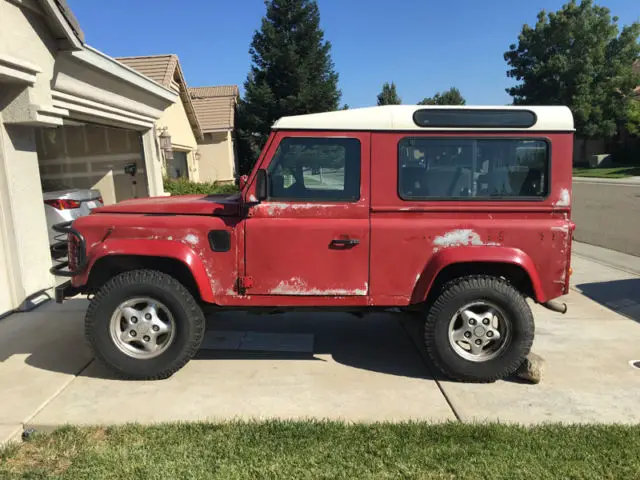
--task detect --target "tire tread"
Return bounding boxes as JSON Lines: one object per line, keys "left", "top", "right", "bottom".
{"left": 424, "top": 274, "right": 534, "bottom": 382}
{"left": 85, "top": 269, "right": 205, "bottom": 380}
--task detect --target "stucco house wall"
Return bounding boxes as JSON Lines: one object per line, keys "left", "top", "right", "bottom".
{"left": 197, "top": 131, "right": 236, "bottom": 183}
{"left": 116, "top": 55, "right": 203, "bottom": 183}
{"left": 156, "top": 96, "right": 199, "bottom": 181}
{"left": 189, "top": 86, "right": 238, "bottom": 183}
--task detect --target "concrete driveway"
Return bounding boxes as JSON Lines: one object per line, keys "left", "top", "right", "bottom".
{"left": 1, "top": 243, "right": 639, "bottom": 444}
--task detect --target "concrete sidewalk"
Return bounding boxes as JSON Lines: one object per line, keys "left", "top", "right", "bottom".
{"left": 0, "top": 298, "right": 91, "bottom": 445}
{"left": 574, "top": 176, "right": 640, "bottom": 185}
{"left": 573, "top": 241, "right": 640, "bottom": 277}
{"left": 1, "top": 246, "right": 639, "bottom": 444}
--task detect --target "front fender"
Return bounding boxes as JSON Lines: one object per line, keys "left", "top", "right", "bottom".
{"left": 412, "top": 246, "right": 546, "bottom": 303}
{"left": 75, "top": 238, "right": 215, "bottom": 303}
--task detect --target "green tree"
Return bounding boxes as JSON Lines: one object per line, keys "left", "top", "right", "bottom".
{"left": 418, "top": 87, "right": 466, "bottom": 105}
{"left": 377, "top": 82, "right": 402, "bottom": 105}
{"left": 236, "top": 0, "right": 341, "bottom": 174}
{"left": 626, "top": 98, "right": 640, "bottom": 137}
{"left": 504, "top": 0, "right": 640, "bottom": 139}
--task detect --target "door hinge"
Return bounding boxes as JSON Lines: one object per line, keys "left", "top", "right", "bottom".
{"left": 238, "top": 276, "right": 254, "bottom": 292}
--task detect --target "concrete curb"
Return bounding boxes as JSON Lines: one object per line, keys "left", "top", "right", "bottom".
{"left": 572, "top": 242, "right": 640, "bottom": 277}
{"left": 0, "top": 424, "right": 23, "bottom": 447}
{"left": 573, "top": 176, "right": 640, "bottom": 186}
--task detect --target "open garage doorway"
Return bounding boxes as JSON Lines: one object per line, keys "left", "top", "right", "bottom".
{"left": 35, "top": 121, "right": 151, "bottom": 259}
{"left": 36, "top": 121, "right": 149, "bottom": 205}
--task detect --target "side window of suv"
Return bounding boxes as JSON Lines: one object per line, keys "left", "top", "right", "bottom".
{"left": 268, "top": 137, "right": 361, "bottom": 202}
{"left": 398, "top": 138, "right": 549, "bottom": 200}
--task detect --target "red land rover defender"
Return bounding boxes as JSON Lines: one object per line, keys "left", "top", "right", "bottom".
{"left": 52, "top": 105, "right": 575, "bottom": 382}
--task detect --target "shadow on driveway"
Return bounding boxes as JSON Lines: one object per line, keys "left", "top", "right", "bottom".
{"left": 575, "top": 279, "right": 640, "bottom": 323}
{"left": 196, "top": 311, "right": 435, "bottom": 380}
{"left": 13, "top": 308, "right": 434, "bottom": 381}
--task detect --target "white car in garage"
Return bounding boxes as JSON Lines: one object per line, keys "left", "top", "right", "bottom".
{"left": 43, "top": 187, "right": 103, "bottom": 258}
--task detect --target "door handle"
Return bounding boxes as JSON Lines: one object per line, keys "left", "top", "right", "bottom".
{"left": 330, "top": 238, "right": 360, "bottom": 248}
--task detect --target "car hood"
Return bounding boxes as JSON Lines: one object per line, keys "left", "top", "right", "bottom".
{"left": 93, "top": 194, "right": 241, "bottom": 216}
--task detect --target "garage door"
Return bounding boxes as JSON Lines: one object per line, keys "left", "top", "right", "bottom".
{"left": 36, "top": 122, "right": 149, "bottom": 205}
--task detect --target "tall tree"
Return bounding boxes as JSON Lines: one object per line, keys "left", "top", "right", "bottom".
{"left": 377, "top": 82, "right": 402, "bottom": 105}
{"left": 504, "top": 0, "right": 640, "bottom": 139}
{"left": 418, "top": 87, "right": 466, "bottom": 105}
{"left": 236, "top": 0, "right": 341, "bottom": 173}
{"left": 627, "top": 98, "right": 640, "bottom": 137}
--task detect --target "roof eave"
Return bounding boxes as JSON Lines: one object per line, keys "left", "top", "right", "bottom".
{"left": 73, "top": 46, "right": 178, "bottom": 103}
{"left": 202, "top": 127, "right": 233, "bottom": 133}
{"left": 37, "top": 0, "right": 83, "bottom": 50}
{"left": 173, "top": 61, "right": 204, "bottom": 140}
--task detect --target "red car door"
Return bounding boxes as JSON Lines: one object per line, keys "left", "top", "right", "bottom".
{"left": 244, "top": 131, "right": 370, "bottom": 296}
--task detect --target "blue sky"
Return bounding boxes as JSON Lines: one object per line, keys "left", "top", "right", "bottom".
{"left": 67, "top": 0, "right": 638, "bottom": 107}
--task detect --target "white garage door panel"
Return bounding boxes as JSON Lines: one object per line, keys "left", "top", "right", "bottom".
{"left": 36, "top": 123, "right": 148, "bottom": 205}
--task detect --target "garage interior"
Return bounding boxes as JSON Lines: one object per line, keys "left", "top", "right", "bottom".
{"left": 36, "top": 122, "right": 148, "bottom": 205}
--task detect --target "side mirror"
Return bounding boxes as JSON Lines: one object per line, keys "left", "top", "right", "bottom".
{"left": 239, "top": 174, "right": 248, "bottom": 191}
{"left": 255, "top": 169, "right": 268, "bottom": 201}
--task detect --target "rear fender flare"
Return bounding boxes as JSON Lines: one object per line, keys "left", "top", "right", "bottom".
{"left": 85, "top": 239, "right": 215, "bottom": 303}
{"left": 412, "top": 246, "right": 545, "bottom": 303}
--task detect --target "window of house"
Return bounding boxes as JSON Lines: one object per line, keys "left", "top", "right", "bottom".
{"left": 268, "top": 137, "right": 361, "bottom": 201}
{"left": 168, "top": 151, "right": 189, "bottom": 179}
{"left": 398, "top": 138, "right": 549, "bottom": 200}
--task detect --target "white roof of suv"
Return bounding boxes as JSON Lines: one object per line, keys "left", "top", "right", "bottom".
{"left": 273, "top": 105, "right": 574, "bottom": 132}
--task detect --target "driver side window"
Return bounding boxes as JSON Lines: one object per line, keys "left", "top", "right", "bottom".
{"left": 267, "top": 137, "right": 361, "bottom": 202}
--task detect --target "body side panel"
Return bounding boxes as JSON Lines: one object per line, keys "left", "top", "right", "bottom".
{"left": 369, "top": 131, "right": 573, "bottom": 304}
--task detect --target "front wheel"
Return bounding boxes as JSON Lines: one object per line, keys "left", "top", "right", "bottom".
{"left": 424, "top": 275, "right": 534, "bottom": 382}
{"left": 85, "top": 270, "right": 206, "bottom": 380}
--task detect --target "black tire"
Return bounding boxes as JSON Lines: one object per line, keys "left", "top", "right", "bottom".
{"left": 85, "top": 269, "right": 205, "bottom": 380}
{"left": 424, "top": 275, "right": 534, "bottom": 382}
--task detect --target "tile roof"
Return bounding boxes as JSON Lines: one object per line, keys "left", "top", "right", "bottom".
{"left": 116, "top": 55, "right": 203, "bottom": 139}
{"left": 116, "top": 55, "right": 178, "bottom": 88}
{"left": 189, "top": 86, "right": 239, "bottom": 132}
{"left": 189, "top": 86, "right": 239, "bottom": 98}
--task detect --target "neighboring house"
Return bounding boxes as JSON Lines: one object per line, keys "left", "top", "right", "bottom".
{"left": 117, "top": 55, "right": 204, "bottom": 181}
{"left": 0, "top": 0, "right": 178, "bottom": 316}
{"left": 189, "top": 85, "right": 239, "bottom": 183}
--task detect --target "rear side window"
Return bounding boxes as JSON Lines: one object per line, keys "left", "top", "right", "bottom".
{"left": 268, "top": 137, "right": 361, "bottom": 202}
{"left": 398, "top": 138, "right": 549, "bottom": 200}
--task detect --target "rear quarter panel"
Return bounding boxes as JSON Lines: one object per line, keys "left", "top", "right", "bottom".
{"left": 369, "top": 131, "right": 573, "bottom": 305}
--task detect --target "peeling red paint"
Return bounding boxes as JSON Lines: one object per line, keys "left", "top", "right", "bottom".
{"left": 270, "top": 277, "right": 368, "bottom": 296}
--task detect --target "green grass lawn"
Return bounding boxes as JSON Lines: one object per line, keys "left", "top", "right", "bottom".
{"left": 573, "top": 166, "right": 640, "bottom": 178}
{"left": 2, "top": 421, "right": 640, "bottom": 479}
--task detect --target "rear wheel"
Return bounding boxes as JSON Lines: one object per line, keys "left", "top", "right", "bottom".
{"left": 424, "top": 275, "right": 534, "bottom": 382}
{"left": 85, "top": 270, "right": 205, "bottom": 380}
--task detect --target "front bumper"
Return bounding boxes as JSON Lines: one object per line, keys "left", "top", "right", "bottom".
{"left": 55, "top": 281, "right": 81, "bottom": 304}
{"left": 49, "top": 221, "right": 87, "bottom": 277}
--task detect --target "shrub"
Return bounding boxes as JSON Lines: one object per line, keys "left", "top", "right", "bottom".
{"left": 163, "top": 177, "right": 238, "bottom": 196}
